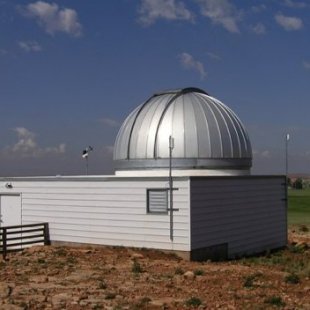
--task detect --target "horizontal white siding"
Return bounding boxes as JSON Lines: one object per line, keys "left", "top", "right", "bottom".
{"left": 0, "top": 178, "right": 190, "bottom": 251}
{"left": 190, "top": 176, "right": 287, "bottom": 257}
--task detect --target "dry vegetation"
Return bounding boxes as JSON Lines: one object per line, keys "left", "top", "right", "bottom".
{"left": 0, "top": 230, "right": 309, "bottom": 310}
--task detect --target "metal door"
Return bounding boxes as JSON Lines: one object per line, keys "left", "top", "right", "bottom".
{"left": 0, "top": 195, "right": 21, "bottom": 227}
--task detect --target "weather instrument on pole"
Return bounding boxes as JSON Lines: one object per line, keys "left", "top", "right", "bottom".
{"left": 82, "top": 146, "right": 93, "bottom": 175}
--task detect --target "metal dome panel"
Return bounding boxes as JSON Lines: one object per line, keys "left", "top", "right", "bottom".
{"left": 113, "top": 88, "right": 252, "bottom": 171}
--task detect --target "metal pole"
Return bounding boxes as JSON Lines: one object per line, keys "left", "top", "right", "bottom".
{"left": 3, "top": 228, "right": 7, "bottom": 260}
{"left": 86, "top": 156, "right": 89, "bottom": 175}
{"left": 285, "top": 134, "right": 289, "bottom": 178}
{"left": 169, "top": 136, "right": 174, "bottom": 241}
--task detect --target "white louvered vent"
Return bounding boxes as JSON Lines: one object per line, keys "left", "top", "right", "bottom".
{"left": 147, "top": 189, "right": 168, "bottom": 213}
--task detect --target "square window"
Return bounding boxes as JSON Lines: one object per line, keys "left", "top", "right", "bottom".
{"left": 147, "top": 189, "right": 168, "bottom": 214}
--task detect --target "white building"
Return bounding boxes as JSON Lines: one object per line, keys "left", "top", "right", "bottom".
{"left": 0, "top": 88, "right": 287, "bottom": 260}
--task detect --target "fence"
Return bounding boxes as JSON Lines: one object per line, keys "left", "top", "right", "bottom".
{"left": 0, "top": 222, "right": 50, "bottom": 260}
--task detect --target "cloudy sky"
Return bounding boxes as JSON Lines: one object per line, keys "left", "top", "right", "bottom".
{"left": 1, "top": 0, "right": 310, "bottom": 176}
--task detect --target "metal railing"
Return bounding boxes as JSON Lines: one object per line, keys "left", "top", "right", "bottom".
{"left": 0, "top": 222, "right": 50, "bottom": 260}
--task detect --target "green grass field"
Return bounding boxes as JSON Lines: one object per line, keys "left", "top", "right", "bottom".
{"left": 288, "top": 188, "right": 310, "bottom": 228}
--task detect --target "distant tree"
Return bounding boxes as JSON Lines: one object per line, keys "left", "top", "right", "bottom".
{"left": 287, "top": 177, "right": 292, "bottom": 187}
{"left": 293, "top": 178, "right": 303, "bottom": 190}
{"left": 303, "top": 180, "right": 310, "bottom": 189}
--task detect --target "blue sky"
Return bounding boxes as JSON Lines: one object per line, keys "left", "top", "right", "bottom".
{"left": 0, "top": 0, "right": 310, "bottom": 176}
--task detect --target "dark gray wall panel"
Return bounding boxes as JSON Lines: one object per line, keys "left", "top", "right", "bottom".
{"left": 190, "top": 176, "right": 287, "bottom": 258}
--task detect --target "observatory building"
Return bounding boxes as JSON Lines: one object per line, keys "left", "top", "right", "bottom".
{"left": 0, "top": 87, "right": 287, "bottom": 260}
{"left": 114, "top": 87, "right": 252, "bottom": 176}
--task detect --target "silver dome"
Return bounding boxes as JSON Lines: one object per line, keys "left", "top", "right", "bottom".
{"left": 114, "top": 87, "right": 252, "bottom": 171}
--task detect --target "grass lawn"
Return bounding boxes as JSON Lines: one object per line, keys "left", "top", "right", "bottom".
{"left": 288, "top": 188, "right": 310, "bottom": 228}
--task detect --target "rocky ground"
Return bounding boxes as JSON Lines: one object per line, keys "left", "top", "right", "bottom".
{"left": 0, "top": 230, "right": 309, "bottom": 310}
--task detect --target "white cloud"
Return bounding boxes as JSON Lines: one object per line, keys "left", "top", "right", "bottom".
{"left": 0, "top": 48, "right": 7, "bottom": 55}
{"left": 283, "top": 0, "right": 307, "bottom": 8}
{"left": 20, "top": 1, "right": 82, "bottom": 37}
{"left": 261, "top": 150, "right": 271, "bottom": 158}
{"left": 179, "top": 52, "right": 206, "bottom": 79}
{"left": 206, "top": 51, "right": 221, "bottom": 61}
{"left": 104, "top": 145, "right": 114, "bottom": 154}
{"left": 197, "top": 0, "right": 241, "bottom": 33}
{"left": 3, "top": 127, "right": 66, "bottom": 158}
{"left": 45, "top": 143, "right": 66, "bottom": 154}
{"left": 252, "top": 23, "right": 266, "bottom": 35}
{"left": 12, "top": 127, "right": 37, "bottom": 154}
{"left": 18, "top": 40, "right": 42, "bottom": 52}
{"left": 253, "top": 149, "right": 271, "bottom": 158}
{"left": 303, "top": 61, "right": 310, "bottom": 70}
{"left": 138, "top": 0, "right": 194, "bottom": 26}
{"left": 251, "top": 4, "right": 267, "bottom": 13}
{"left": 275, "top": 13, "right": 303, "bottom": 31}
{"left": 99, "top": 118, "right": 120, "bottom": 128}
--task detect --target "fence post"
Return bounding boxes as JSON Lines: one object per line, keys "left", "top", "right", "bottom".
{"left": 43, "top": 223, "right": 51, "bottom": 246}
{"left": 3, "top": 228, "right": 7, "bottom": 260}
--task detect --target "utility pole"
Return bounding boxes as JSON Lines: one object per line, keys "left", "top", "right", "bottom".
{"left": 285, "top": 133, "right": 289, "bottom": 179}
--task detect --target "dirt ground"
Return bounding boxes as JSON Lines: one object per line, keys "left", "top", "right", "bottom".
{"left": 0, "top": 230, "right": 309, "bottom": 310}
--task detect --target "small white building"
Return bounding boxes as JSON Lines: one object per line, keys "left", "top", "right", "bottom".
{"left": 0, "top": 88, "right": 287, "bottom": 260}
